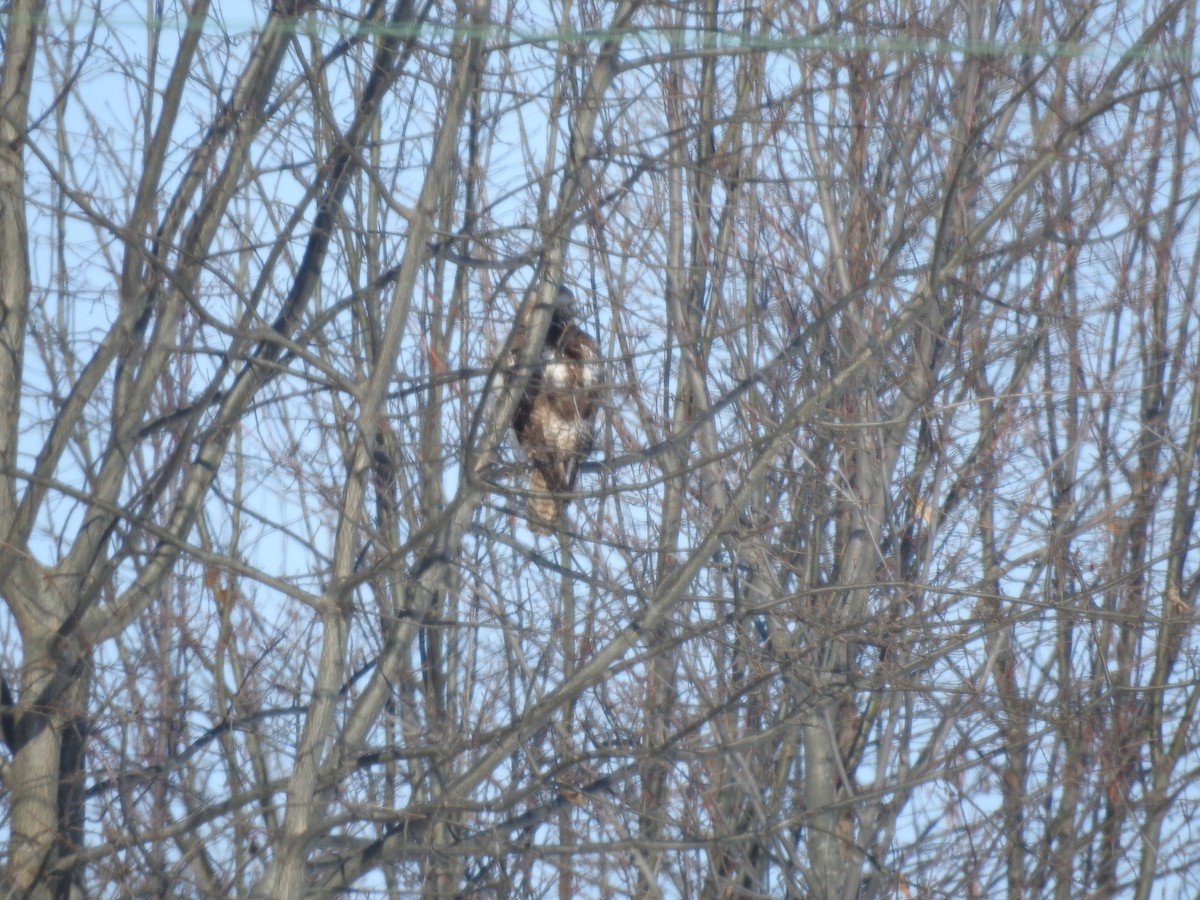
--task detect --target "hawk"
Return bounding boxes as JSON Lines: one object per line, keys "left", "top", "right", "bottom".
{"left": 508, "top": 287, "right": 603, "bottom": 534}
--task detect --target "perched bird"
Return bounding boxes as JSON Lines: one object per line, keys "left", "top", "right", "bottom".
{"left": 508, "top": 287, "right": 603, "bottom": 533}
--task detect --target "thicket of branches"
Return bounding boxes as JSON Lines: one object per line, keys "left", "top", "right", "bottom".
{"left": 1, "top": 0, "right": 1199, "bottom": 896}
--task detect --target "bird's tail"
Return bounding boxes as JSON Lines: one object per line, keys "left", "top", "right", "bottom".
{"left": 528, "top": 466, "right": 562, "bottom": 534}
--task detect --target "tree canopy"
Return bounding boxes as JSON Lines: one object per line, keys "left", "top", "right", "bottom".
{"left": 1, "top": 1, "right": 1199, "bottom": 897}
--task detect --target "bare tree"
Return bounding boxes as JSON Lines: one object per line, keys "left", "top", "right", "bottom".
{"left": 1, "top": 0, "right": 1199, "bottom": 897}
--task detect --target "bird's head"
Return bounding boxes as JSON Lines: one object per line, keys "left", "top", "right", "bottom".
{"left": 554, "top": 285, "right": 578, "bottom": 315}
{"left": 547, "top": 285, "right": 578, "bottom": 338}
